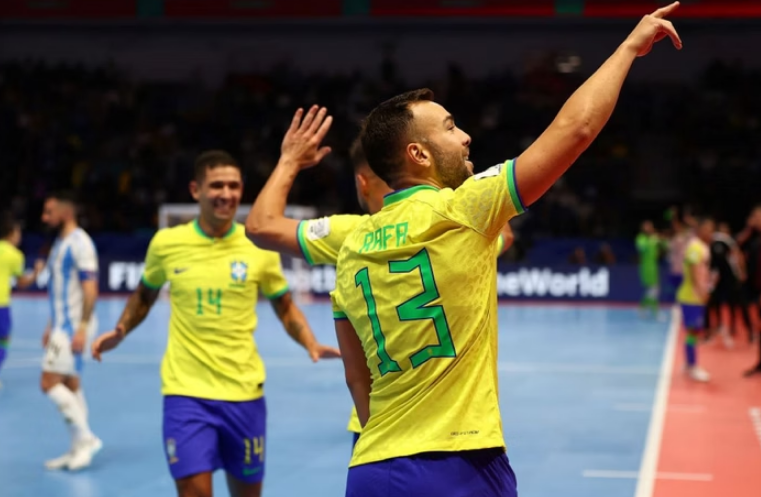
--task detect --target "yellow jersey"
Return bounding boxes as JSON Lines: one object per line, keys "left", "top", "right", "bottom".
{"left": 297, "top": 214, "right": 370, "bottom": 266}
{"left": 332, "top": 159, "right": 524, "bottom": 466}
{"left": 141, "top": 220, "right": 290, "bottom": 401}
{"left": 299, "top": 214, "right": 509, "bottom": 435}
{"left": 0, "top": 241, "right": 25, "bottom": 307}
{"left": 677, "top": 238, "right": 710, "bottom": 305}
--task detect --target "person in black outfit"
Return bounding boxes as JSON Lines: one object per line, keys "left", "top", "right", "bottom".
{"left": 706, "top": 222, "right": 751, "bottom": 347}
{"left": 738, "top": 207, "right": 761, "bottom": 376}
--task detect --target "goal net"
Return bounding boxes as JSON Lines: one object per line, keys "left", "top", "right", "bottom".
{"left": 158, "top": 204, "right": 324, "bottom": 303}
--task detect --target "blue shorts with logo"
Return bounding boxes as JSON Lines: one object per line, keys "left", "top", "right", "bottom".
{"left": 163, "top": 395, "right": 266, "bottom": 483}
{"left": 346, "top": 448, "right": 517, "bottom": 497}
{"left": 681, "top": 304, "right": 705, "bottom": 331}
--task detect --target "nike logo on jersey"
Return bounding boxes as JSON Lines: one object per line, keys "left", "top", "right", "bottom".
{"left": 173, "top": 268, "right": 189, "bottom": 274}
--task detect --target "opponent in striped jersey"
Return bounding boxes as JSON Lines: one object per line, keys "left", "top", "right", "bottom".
{"left": 39, "top": 191, "right": 102, "bottom": 471}
{"left": 246, "top": 107, "right": 514, "bottom": 447}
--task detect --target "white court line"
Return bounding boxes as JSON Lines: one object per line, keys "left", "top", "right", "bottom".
{"left": 7, "top": 339, "right": 44, "bottom": 350}
{"left": 584, "top": 470, "right": 713, "bottom": 482}
{"left": 750, "top": 407, "right": 761, "bottom": 450}
{"left": 634, "top": 305, "right": 681, "bottom": 497}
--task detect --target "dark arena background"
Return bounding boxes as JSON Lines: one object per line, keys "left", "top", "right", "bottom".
{"left": 0, "top": 1, "right": 760, "bottom": 496}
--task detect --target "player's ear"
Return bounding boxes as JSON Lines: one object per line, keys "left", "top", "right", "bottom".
{"left": 355, "top": 172, "right": 368, "bottom": 195}
{"left": 406, "top": 142, "right": 430, "bottom": 168}
{"left": 189, "top": 181, "right": 201, "bottom": 201}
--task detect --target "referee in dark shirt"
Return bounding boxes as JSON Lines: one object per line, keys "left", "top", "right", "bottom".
{"left": 707, "top": 224, "right": 751, "bottom": 347}
{"left": 737, "top": 207, "right": 761, "bottom": 376}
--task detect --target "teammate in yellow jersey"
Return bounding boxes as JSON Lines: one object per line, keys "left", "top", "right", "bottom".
{"left": 91, "top": 150, "right": 340, "bottom": 497}
{"left": 246, "top": 107, "right": 514, "bottom": 447}
{"left": 330, "top": 5, "right": 683, "bottom": 496}
{"left": 0, "top": 215, "right": 44, "bottom": 387}
{"left": 676, "top": 217, "right": 715, "bottom": 382}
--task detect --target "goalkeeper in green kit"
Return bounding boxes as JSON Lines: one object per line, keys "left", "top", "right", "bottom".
{"left": 636, "top": 220, "right": 666, "bottom": 320}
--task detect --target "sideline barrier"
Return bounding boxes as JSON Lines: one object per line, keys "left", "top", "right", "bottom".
{"left": 17, "top": 257, "right": 672, "bottom": 304}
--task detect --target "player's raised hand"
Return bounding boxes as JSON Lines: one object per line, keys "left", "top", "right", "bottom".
{"left": 308, "top": 343, "right": 342, "bottom": 362}
{"left": 91, "top": 326, "right": 125, "bottom": 362}
{"left": 280, "top": 105, "right": 333, "bottom": 170}
{"left": 624, "top": 1, "right": 683, "bottom": 57}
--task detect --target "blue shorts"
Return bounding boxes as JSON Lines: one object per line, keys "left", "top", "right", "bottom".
{"left": 0, "top": 307, "right": 10, "bottom": 340}
{"left": 681, "top": 304, "right": 705, "bottom": 331}
{"left": 346, "top": 448, "right": 517, "bottom": 497}
{"left": 163, "top": 395, "right": 267, "bottom": 483}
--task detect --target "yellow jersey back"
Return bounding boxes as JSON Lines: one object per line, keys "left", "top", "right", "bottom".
{"left": 332, "top": 160, "right": 524, "bottom": 466}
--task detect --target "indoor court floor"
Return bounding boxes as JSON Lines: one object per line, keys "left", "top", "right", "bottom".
{"left": 1, "top": 297, "right": 759, "bottom": 497}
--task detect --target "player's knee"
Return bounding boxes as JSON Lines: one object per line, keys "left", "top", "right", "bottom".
{"left": 175, "top": 474, "right": 213, "bottom": 497}
{"left": 40, "top": 373, "right": 62, "bottom": 393}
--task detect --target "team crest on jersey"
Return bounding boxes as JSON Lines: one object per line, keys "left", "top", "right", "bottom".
{"left": 306, "top": 217, "right": 331, "bottom": 241}
{"left": 474, "top": 162, "right": 504, "bottom": 181}
{"left": 231, "top": 261, "right": 248, "bottom": 284}
{"left": 166, "top": 438, "right": 178, "bottom": 464}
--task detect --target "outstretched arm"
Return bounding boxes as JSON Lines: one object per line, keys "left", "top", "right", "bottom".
{"left": 246, "top": 106, "right": 333, "bottom": 254}
{"left": 270, "top": 292, "right": 341, "bottom": 362}
{"left": 335, "top": 318, "right": 371, "bottom": 428}
{"left": 15, "top": 259, "right": 45, "bottom": 289}
{"left": 515, "top": 2, "right": 682, "bottom": 207}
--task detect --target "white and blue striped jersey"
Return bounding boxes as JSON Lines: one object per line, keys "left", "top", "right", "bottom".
{"left": 47, "top": 228, "right": 99, "bottom": 335}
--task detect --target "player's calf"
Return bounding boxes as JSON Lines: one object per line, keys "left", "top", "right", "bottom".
{"left": 681, "top": 304, "right": 711, "bottom": 382}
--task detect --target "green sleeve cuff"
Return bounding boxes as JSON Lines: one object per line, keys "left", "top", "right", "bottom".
{"left": 296, "top": 221, "right": 316, "bottom": 266}
{"left": 506, "top": 159, "right": 526, "bottom": 215}
{"left": 141, "top": 275, "right": 164, "bottom": 290}
{"left": 264, "top": 286, "right": 290, "bottom": 300}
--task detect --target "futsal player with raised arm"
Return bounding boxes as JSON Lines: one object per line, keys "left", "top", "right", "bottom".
{"left": 91, "top": 151, "right": 340, "bottom": 497}
{"left": 246, "top": 107, "right": 514, "bottom": 445}
{"left": 330, "top": 5, "right": 683, "bottom": 496}
{"left": 39, "top": 191, "right": 102, "bottom": 471}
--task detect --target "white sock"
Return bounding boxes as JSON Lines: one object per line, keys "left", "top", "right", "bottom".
{"left": 47, "top": 384, "right": 93, "bottom": 445}
{"left": 74, "top": 388, "right": 88, "bottom": 421}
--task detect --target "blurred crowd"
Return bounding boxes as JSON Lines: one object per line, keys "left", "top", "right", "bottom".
{"left": 1, "top": 56, "right": 760, "bottom": 246}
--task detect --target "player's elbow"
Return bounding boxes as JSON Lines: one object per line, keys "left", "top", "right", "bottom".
{"left": 555, "top": 116, "right": 595, "bottom": 146}
{"left": 245, "top": 218, "right": 278, "bottom": 250}
{"left": 344, "top": 364, "right": 371, "bottom": 394}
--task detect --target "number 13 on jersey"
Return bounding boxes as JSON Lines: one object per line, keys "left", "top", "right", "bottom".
{"left": 355, "top": 248, "right": 456, "bottom": 376}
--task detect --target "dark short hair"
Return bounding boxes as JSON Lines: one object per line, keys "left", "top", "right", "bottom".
{"left": 360, "top": 88, "right": 435, "bottom": 185}
{"left": 48, "top": 190, "right": 78, "bottom": 206}
{"left": 0, "top": 212, "right": 18, "bottom": 239}
{"left": 194, "top": 150, "right": 241, "bottom": 182}
{"left": 349, "top": 137, "right": 368, "bottom": 171}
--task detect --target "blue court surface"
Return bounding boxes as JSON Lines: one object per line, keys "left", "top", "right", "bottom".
{"left": 0, "top": 297, "right": 671, "bottom": 497}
